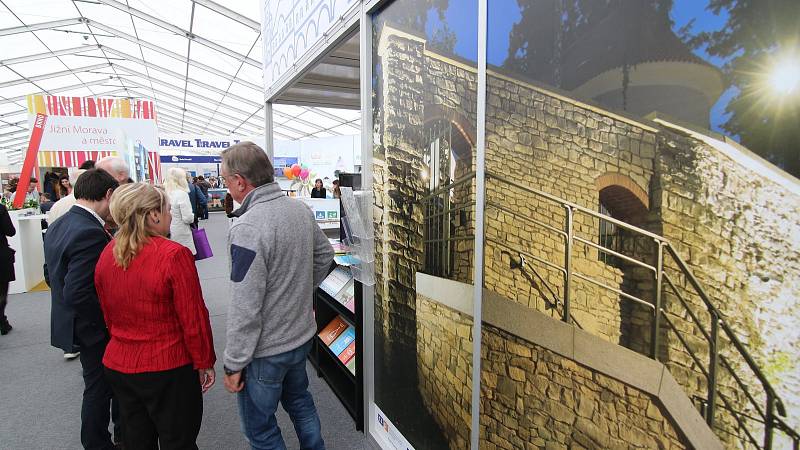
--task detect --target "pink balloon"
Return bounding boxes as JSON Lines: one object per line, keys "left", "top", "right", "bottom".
{"left": 300, "top": 168, "right": 310, "bottom": 180}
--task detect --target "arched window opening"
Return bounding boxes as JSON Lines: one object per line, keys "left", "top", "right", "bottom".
{"left": 598, "top": 183, "right": 649, "bottom": 267}
{"left": 422, "top": 118, "right": 474, "bottom": 278}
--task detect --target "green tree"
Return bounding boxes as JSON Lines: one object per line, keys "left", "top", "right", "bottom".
{"left": 688, "top": 0, "right": 800, "bottom": 177}
{"left": 375, "top": 0, "right": 454, "bottom": 53}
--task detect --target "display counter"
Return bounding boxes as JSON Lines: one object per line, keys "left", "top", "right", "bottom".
{"left": 8, "top": 209, "right": 46, "bottom": 294}
{"left": 299, "top": 198, "right": 340, "bottom": 238}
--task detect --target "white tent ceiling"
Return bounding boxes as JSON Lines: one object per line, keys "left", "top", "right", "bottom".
{"left": 0, "top": 0, "right": 361, "bottom": 165}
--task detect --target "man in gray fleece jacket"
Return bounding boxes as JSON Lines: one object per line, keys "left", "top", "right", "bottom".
{"left": 221, "top": 142, "right": 333, "bottom": 450}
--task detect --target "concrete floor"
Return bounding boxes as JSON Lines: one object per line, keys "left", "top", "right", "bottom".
{"left": 0, "top": 212, "right": 366, "bottom": 450}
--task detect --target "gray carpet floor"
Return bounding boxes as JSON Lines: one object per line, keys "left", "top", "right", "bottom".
{"left": 0, "top": 212, "right": 367, "bottom": 450}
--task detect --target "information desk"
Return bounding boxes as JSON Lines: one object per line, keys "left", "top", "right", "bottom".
{"left": 8, "top": 209, "right": 46, "bottom": 294}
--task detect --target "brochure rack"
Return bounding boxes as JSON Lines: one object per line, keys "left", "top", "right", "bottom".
{"left": 310, "top": 266, "right": 363, "bottom": 430}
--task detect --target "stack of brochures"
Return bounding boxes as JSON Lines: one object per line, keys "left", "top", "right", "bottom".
{"left": 317, "top": 316, "right": 356, "bottom": 375}
{"left": 320, "top": 267, "right": 355, "bottom": 313}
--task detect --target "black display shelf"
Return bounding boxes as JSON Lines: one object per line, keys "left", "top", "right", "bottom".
{"left": 312, "top": 336, "right": 357, "bottom": 419}
{"left": 311, "top": 266, "right": 363, "bottom": 431}
{"left": 315, "top": 335, "right": 356, "bottom": 381}
{"left": 317, "top": 289, "right": 355, "bottom": 326}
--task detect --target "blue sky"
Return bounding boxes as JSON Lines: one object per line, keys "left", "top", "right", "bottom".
{"left": 423, "top": 0, "right": 734, "bottom": 133}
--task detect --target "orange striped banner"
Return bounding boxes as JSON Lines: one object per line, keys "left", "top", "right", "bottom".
{"left": 26, "top": 94, "right": 156, "bottom": 119}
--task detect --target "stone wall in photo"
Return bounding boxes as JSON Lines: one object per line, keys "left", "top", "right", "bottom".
{"left": 373, "top": 25, "right": 800, "bottom": 445}
{"left": 415, "top": 294, "right": 691, "bottom": 450}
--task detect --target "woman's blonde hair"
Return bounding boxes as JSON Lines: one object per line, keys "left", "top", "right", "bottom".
{"left": 109, "top": 183, "right": 167, "bottom": 269}
{"left": 163, "top": 167, "right": 189, "bottom": 193}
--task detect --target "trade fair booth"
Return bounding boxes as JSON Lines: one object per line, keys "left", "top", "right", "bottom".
{"left": 158, "top": 133, "right": 359, "bottom": 213}
{"left": 3, "top": 94, "right": 162, "bottom": 293}
{"left": 260, "top": 1, "right": 800, "bottom": 449}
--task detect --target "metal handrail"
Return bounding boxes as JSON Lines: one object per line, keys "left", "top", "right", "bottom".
{"left": 417, "top": 170, "right": 797, "bottom": 448}
{"left": 486, "top": 237, "right": 566, "bottom": 276}
{"left": 486, "top": 172, "right": 667, "bottom": 242}
{"left": 418, "top": 171, "right": 476, "bottom": 202}
{"left": 483, "top": 171, "right": 796, "bottom": 448}
{"left": 573, "top": 235, "right": 657, "bottom": 273}
{"left": 495, "top": 246, "right": 583, "bottom": 329}
{"left": 664, "top": 244, "right": 786, "bottom": 416}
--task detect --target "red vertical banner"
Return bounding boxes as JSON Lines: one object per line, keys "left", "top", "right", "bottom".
{"left": 13, "top": 113, "right": 47, "bottom": 209}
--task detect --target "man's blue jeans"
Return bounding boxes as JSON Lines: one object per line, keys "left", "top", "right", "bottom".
{"left": 238, "top": 340, "right": 325, "bottom": 450}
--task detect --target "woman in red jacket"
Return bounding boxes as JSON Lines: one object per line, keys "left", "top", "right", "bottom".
{"left": 95, "top": 183, "right": 216, "bottom": 450}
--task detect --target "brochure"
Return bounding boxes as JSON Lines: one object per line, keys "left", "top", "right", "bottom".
{"left": 320, "top": 266, "right": 352, "bottom": 298}
{"left": 317, "top": 316, "right": 348, "bottom": 346}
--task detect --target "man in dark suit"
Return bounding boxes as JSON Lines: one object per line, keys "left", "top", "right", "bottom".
{"left": 45, "top": 169, "right": 120, "bottom": 450}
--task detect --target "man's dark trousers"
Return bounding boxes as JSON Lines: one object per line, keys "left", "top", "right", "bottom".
{"left": 80, "top": 339, "right": 119, "bottom": 449}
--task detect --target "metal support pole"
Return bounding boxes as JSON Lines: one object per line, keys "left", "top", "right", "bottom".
{"left": 444, "top": 190, "right": 451, "bottom": 276}
{"left": 651, "top": 241, "right": 664, "bottom": 360}
{"left": 563, "top": 206, "right": 573, "bottom": 324}
{"left": 707, "top": 312, "right": 719, "bottom": 427}
{"left": 264, "top": 102, "right": 274, "bottom": 161}
{"left": 470, "top": 1, "right": 488, "bottom": 447}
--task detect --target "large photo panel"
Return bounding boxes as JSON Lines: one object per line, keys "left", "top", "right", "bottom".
{"left": 371, "top": 0, "right": 479, "bottom": 448}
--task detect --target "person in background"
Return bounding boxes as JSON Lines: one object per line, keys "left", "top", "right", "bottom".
{"left": 96, "top": 183, "right": 215, "bottom": 449}
{"left": 96, "top": 157, "right": 130, "bottom": 186}
{"left": 79, "top": 160, "right": 96, "bottom": 170}
{"left": 58, "top": 175, "right": 73, "bottom": 199}
{"left": 39, "top": 193, "right": 55, "bottom": 214}
{"left": 10, "top": 178, "right": 39, "bottom": 204}
{"left": 48, "top": 170, "right": 86, "bottom": 225}
{"left": 44, "top": 169, "right": 121, "bottom": 449}
{"left": 332, "top": 180, "right": 341, "bottom": 199}
{"left": 187, "top": 176, "right": 206, "bottom": 228}
{"left": 0, "top": 202, "right": 16, "bottom": 335}
{"left": 163, "top": 168, "right": 196, "bottom": 255}
{"left": 224, "top": 192, "right": 234, "bottom": 217}
{"left": 43, "top": 172, "right": 58, "bottom": 200}
{"left": 221, "top": 142, "right": 332, "bottom": 450}
{"left": 195, "top": 176, "right": 211, "bottom": 220}
{"left": 39, "top": 193, "right": 54, "bottom": 231}
{"left": 310, "top": 179, "right": 326, "bottom": 198}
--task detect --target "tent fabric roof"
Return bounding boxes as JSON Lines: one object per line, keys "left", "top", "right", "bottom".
{"left": 0, "top": 0, "right": 361, "bottom": 165}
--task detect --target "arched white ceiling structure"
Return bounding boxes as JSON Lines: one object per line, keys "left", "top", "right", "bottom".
{"left": 0, "top": 0, "right": 361, "bottom": 165}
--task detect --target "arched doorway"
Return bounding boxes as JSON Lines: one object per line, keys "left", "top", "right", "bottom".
{"left": 595, "top": 173, "right": 655, "bottom": 354}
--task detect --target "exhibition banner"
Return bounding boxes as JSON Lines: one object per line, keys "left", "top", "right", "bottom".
{"left": 261, "top": 0, "right": 358, "bottom": 88}
{"left": 158, "top": 134, "right": 263, "bottom": 156}
{"left": 26, "top": 95, "right": 160, "bottom": 182}
{"left": 33, "top": 115, "right": 159, "bottom": 154}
